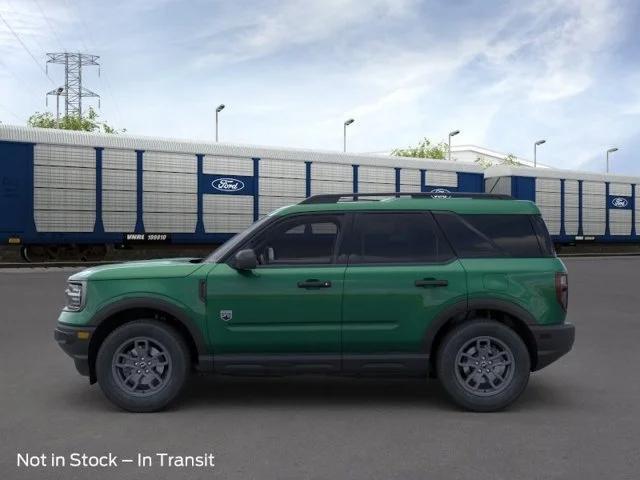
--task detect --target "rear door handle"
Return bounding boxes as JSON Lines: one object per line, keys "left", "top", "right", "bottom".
{"left": 298, "top": 279, "right": 332, "bottom": 289}
{"left": 415, "top": 278, "right": 448, "bottom": 287}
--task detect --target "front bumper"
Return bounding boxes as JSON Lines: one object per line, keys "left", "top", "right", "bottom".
{"left": 530, "top": 322, "right": 575, "bottom": 371}
{"left": 54, "top": 323, "right": 95, "bottom": 377}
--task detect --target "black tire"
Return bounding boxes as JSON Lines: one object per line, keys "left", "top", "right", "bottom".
{"left": 96, "top": 320, "right": 190, "bottom": 412}
{"left": 436, "top": 320, "right": 530, "bottom": 412}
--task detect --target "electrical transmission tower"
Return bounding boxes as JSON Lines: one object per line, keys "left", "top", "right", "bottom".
{"left": 45, "top": 53, "right": 100, "bottom": 118}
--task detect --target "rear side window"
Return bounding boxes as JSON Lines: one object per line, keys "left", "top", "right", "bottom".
{"left": 434, "top": 213, "right": 549, "bottom": 258}
{"left": 348, "top": 212, "right": 454, "bottom": 264}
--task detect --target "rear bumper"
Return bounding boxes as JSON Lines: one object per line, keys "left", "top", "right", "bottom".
{"left": 530, "top": 323, "right": 575, "bottom": 371}
{"left": 54, "top": 324, "right": 95, "bottom": 377}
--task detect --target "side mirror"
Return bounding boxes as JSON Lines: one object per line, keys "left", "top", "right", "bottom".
{"left": 233, "top": 249, "right": 258, "bottom": 270}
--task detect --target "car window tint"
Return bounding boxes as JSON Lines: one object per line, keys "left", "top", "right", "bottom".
{"left": 530, "top": 214, "right": 556, "bottom": 257}
{"left": 247, "top": 216, "right": 341, "bottom": 265}
{"left": 435, "top": 213, "right": 544, "bottom": 258}
{"left": 349, "top": 212, "right": 453, "bottom": 264}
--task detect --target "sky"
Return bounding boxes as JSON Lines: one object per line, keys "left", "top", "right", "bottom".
{"left": 0, "top": 0, "right": 639, "bottom": 174}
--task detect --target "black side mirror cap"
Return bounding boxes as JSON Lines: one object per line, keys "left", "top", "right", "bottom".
{"left": 233, "top": 249, "right": 258, "bottom": 270}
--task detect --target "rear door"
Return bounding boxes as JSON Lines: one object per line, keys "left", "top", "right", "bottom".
{"left": 341, "top": 212, "right": 467, "bottom": 372}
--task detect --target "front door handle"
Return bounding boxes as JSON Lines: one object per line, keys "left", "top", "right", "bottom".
{"left": 415, "top": 278, "right": 448, "bottom": 288}
{"left": 298, "top": 279, "right": 332, "bottom": 289}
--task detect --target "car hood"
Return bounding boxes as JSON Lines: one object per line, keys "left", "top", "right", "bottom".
{"left": 69, "top": 258, "right": 205, "bottom": 281}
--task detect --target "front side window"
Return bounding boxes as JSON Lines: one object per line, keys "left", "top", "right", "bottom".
{"left": 434, "top": 213, "right": 547, "bottom": 258}
{"left": 243, "top": 215, "right": 342, "bottom": 266}
{"left": 348, "top": 212, "right": 454, "bottom": 264}
{"left": 206, "top": 215, "right": 272, "bottom": 263}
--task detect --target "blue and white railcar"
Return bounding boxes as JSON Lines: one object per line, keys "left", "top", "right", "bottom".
{"left": 0, "top": 125, "right": 485, "bottom": 260}
{"left": 485, "top": 165, "right": 640, "bottom": 244}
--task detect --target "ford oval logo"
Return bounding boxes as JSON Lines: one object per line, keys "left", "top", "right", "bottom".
{"left": 212, "top": 178, "right": 245, "bottom": 192}
{"left": 430, "top": 188, "right": 451, "bottom": 199}
{"left": 612, "top": 197, "right": 629, "bottom": 208}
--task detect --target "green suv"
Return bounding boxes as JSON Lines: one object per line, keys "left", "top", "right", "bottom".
{"left": 55, "top": 192, "right": 574, "bottom": 412}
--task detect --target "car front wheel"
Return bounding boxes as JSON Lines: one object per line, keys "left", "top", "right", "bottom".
{"left": 96, "top": 320, "right": 190, "bottom": 412}
{"left": 436, "top": 320, "right": 531, "bottom": 412}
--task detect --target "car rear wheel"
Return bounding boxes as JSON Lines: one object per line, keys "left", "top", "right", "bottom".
{"left": 96, "top": 320, "right": 189, "bottom": 412}
{"left": 436, "top": 320, "right": 530, "bottom": 412}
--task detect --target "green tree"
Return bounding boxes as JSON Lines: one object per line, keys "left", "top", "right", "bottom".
{"left": 502, "top": 153, "right": 521, "bottom": 166}
{"left": 392, "top": 138, "right": 449, "bottom": 159}
{"left": 474, "top": 153, "right": 523, "bottom": 169}
{"left": 27, "top": 107, "right": 125, "bottom": 134}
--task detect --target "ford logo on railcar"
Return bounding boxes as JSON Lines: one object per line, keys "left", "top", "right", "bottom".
{"left": 430, "top": 188, "right": 451, "bottom": 199}
{"left": 611, "top": 197, "right": 629, "bottom": 208}
{"left": 212, "top": 178, "right": 245, "bottom": 192}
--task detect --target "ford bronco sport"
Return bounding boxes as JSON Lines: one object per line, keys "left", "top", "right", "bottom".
{"left": 55, "top": 192, "right": 574, "bottom": 412}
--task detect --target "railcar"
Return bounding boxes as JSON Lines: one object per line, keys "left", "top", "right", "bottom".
{"left": 0, "top": 125, "right": 485, "bottom": 261}
{"left": 485, "top": 165, "right": 640, "bottom": 244}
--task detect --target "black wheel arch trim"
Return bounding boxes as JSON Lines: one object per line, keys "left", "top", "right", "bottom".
{"left": 466, "top": 298, "right": 537, "bottom": 325}
{"left": 422, "top": 299, "right": 469, "bottom": 355}
{"left": 423, "top": 298, "right": 538, "bottom": 359}
{"left": 88, "top": 297, "right": 208, "bottom": 355}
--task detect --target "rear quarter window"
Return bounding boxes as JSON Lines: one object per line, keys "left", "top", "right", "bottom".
{"left": 434, "top": 212, "right": 551, "bottom": 258}
{"left": 530, "top": 214, "right": 556, "bottom": 257}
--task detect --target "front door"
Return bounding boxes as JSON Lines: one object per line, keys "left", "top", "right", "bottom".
{"left": 341, "top": 211, "right": 467, "bottom": 373}
{"left": 206, "top": 213, "right": 347, "bottom": 371}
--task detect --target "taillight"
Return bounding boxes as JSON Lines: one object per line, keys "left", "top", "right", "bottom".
{"left": 555, "top": 272, "right": 568, "bottom": 311}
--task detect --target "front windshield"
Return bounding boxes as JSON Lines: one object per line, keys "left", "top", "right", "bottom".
{"left": 204, "top": 215, "right": 272, "bottom": 263}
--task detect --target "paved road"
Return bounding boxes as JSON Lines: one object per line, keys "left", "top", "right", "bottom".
{"left": 1, "top": 257, "right": 639, "bottom": 480}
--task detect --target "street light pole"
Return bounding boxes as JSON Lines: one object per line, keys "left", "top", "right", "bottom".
{"left": 448, "top": 130, "right": 460, "bottom": 161}
{"left": 55, "top": 87, "right": 64, "bottom": 127}
{"left": 215, "top": 104, "right": 225, "bottom": 142}
{"left": 534, "top": 139, "right": 546, "bottom": 167}
{"left": 343, "top": 118, "right": 354, "bottom": 152}
{"left": 606, "top": 147, "right": 618, "bottom": 173}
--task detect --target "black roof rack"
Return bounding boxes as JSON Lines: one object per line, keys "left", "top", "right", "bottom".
{"left": 299, "top": 192, "right": 513, "bottom": 204}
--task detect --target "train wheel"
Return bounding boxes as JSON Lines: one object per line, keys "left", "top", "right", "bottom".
{"left": 20, "top": 245, "right": 49, "bottom": 263}
{"left": 79, "top": 244, "right": 107, "bottom": 262}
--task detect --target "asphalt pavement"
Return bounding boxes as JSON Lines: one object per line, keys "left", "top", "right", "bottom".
{"left": 0, "top": 257, "right": 639, "bottom": 479}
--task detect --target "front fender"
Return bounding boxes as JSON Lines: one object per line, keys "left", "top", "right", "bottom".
{"left": 88, "top": 295, "right": 208, "bottom": 354}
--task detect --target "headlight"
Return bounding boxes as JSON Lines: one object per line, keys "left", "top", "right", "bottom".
{"left": 64, "top": 282, "right": 86, "bottom": 311}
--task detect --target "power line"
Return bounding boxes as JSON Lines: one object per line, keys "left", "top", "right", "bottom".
{"left": 5, "top": 0, "right": 48, "bottom": 60}
{"left": 32, "top": 0, "right": 66, "bottom": 52}
{"left": 0, "top": 102, "right": 23, "bottom": 122}
{"left": 0, "top": 57, "right": 42, "bottom": 98}
{"left": 98, "top": 71, "right": 125, "bottom": 127}
{"left": 0, "top": 11, "right": 55, "bottom": 86}
{"left": 64, "top": 0, "right": 125, "bottom": 126}
{"left": 63, "top": 0, "right": 90, "bottom": 52}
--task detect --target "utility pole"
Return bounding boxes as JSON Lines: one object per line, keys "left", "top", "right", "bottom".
{"left": 343, "top": 118, "right": 354, "bottom": 152}
{"left": 534, "top": 139, "right": 546, "bottom": 167}
{"left": 55, "top": 87, "right": 64, "bottom": 126}
{"left": 606, "top": 147, "right": 618, "bottom": 173}
{"left": 448, "top": 130, "right": 460, "bottom": 161}
{"left": 46, "top": 53, "right": 100, "bottom": 118}
{"left": 215, "top": 104, "right": 225, "bottom": 142}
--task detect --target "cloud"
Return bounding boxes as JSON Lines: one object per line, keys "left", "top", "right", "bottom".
{"left": 1, "top": 0, "right": 638, "bottom": 175}
{"left": 482, "top": 0, "right": 622, "bottom": 102}
{"left": 190, "top": 0, "right": 417, "bottom": 67}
